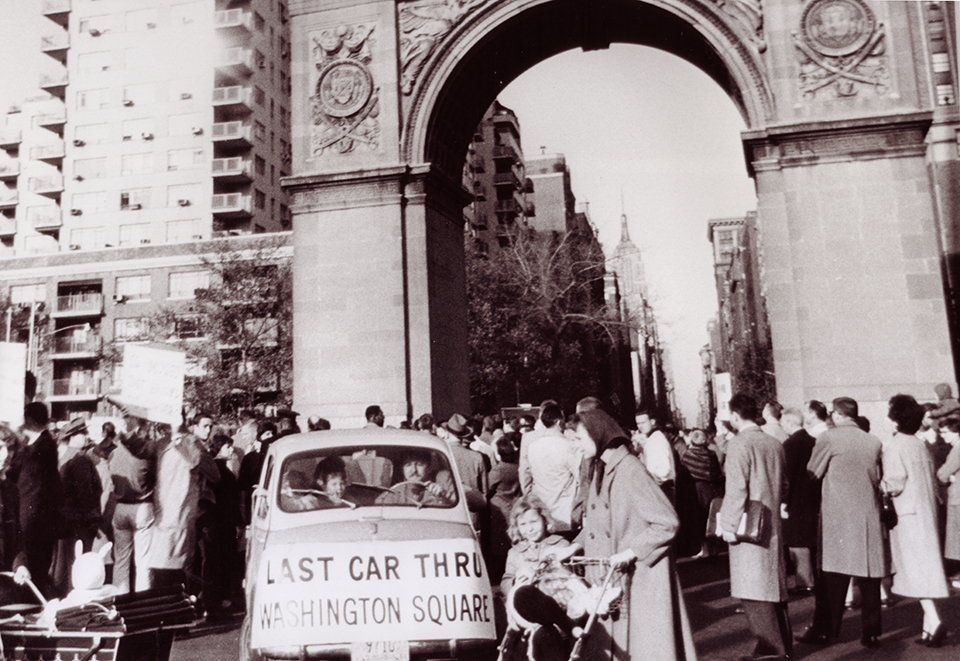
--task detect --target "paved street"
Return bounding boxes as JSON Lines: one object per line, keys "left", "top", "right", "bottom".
{"left": 172, "top": 554, "right": 960, "bottom": 660}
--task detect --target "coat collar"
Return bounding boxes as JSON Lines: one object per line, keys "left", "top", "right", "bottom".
{"left": 514, "top": 534, "right": 567, "bottom": 553}
{"left": 600, "top": 444, "right": 632, "bottom": 471}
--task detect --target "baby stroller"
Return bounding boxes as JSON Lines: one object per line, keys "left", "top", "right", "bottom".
{"left": 497, "top": 555, "right": 627, "bottom": 661}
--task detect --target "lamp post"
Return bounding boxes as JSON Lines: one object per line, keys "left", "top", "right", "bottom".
{"left": 699, "top": 345, "right": 715, "bottom": 429}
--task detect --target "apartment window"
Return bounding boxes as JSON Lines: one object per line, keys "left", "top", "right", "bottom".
{"left": 72, "top": 191, "right": 112, "bottom": 214}
{"left": 270, "top": 197, "right": 275, "bottom": 220}
{"left": 121, "top": 153, "right": 152, "bottom": 175}
{"left": 270, "top": 131, "right": 275, "bottom": 154}
{"left": 24, "top": 235, "right": 58, "bottom": 255}
{"left": 167, "top": 219, "right": 201, "bottom": 243}
{"left": 255, "top": 155, "right": 266, "bottom": 176}
{"left": 167, "top": 148, "right": 203, "bottom": 171}
{"left": 270, "top": 99, "right": 274, "bottom": 119}
{"left": 166, "top": 183, "right": 201, "bottom": 207}
{"left": 122, "top": 83, "right": 155, "bottom": 106}
{"left": 254, "top": 86, "right": 265, "bottom": 106}
{"left": 121, "top": 118, "right": 155, "bottom": 141}
{"left": 280, "top": 204, "right": 290, "bottom": 228}
{"left": 169, "top": 271, "right": 209, "bottom": 299}
{"left": 280, "top": 72, "right": 288, "bottom": 95}
{"left": 120, "top": 188, "right": 150, "bottom": 210}
{"left": 175, "top": 315, "right": 204, "bottom": 339}
{"left": 77, "top": 51, "right": 112, "bottom": 74}
{"left": 74, "top": 123, "right": 108, "bottom": 145}
{"left": 254, "top": 121, "right": 265, "bottom": 142}
{"left": 116, "top": 275, "right": 151, "bottom": 301}
{"left": 114, "top": 317, "right": 147, "bottom": 342}
{"left": 74, "top": 157, "right": 108, "bottom": 179}
{"left": 119, "top": 224, "right": 151, "bottom": 247}
{"left": 10, "top": 283, "right": 45, "bottom": 305}
{"left": 126, "top": 8, "right": 158, "bottom": 30}
{"left": 168, "top": 113, "right": 204, "bottom": 136}
{"left": 70, "top": 227, "right": 106, "bottom": 250}
{"left": 255, "top": 49, "right": 265, "bottom": 70}
{"left": 254, "top": 11, "right": 265, "bottom": 31}
{"left": 255, "top": 189, "right": 265, "bottom": 209}
{"left": 79, "top": 15, "right": 111, "bottom": 34}
{"left": 77, "top": 89, "right": 109, "bottom": 110}
{"left": 270, "top": 165, "right": 275, "bottom": 186}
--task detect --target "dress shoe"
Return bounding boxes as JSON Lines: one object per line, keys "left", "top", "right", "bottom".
{"left": 788, "top": 586, "right": 813, "bottom": 596}
{"left": 795, "top": 628, "right": 831, "bottom": 645}
{"left": 917, "top": 623, "right": 947, "bottom": 648}
{"left": 860, "top": 635, "right": 880, "bottom": 649}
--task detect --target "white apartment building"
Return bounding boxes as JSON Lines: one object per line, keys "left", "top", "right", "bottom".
{"left": 0, "top": 0, "right": 291, "bottom": 259}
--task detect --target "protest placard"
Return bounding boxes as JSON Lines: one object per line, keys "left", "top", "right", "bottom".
{"left": 0, "top": 342, "right": 26, "bottom": 428}
{"left": 116, "top": 343, "right": 186, "bottom": 426}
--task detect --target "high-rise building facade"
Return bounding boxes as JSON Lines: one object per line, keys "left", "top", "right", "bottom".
{"left": 0, "top": 0, "right": 291, "bottom": 259}
{"left": 463, "top": 101, "right": 533, "bottom": 255}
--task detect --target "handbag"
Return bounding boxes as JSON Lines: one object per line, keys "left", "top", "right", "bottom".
{"left": 880, "top": 493, "right": 898, "bottom": 530}
{"left": 705, "top": 497, "right": 768, "bottom": 545}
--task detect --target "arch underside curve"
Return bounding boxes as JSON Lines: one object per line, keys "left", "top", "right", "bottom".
{"left": 403, "top": 0, "right": 774, "bottom": 182}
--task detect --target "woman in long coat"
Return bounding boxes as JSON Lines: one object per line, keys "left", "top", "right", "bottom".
{"left": 883, "top": 394, "right": 949, "bottom": 646}
{"left": 574, "top": 409, "right": 697, "bottom": 661}
{"left": 936, "top": 419, "right": 960, "bottom": 570}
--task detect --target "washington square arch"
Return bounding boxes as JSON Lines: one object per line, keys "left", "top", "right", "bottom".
{"left": 283, "top": 0, "right": 960, "bottom": 426}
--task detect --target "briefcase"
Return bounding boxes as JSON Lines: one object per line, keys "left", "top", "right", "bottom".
{"left": 705, "top": 497, "right": 768, "bottom": 545}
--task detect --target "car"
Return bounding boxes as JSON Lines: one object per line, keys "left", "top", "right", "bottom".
{"left": 240, "top": 428, "right": 497, "bottom": 661}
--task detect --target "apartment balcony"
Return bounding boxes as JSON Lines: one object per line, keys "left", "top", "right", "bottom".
{"left": 212, "top": 86, "right": 254, "bottom": 116}
{"left": 40, "top": 31, "right": 70, "bottom": 63}
{"left": 0, "top": 188, "right": 18, "bottom": 210}
{"left": 213, "top": 9, "right": 253, "bottom": 36}
{"left": 0, "top": 160, "right": 20, "bottom": 181}
{"left": 493, "top": 169, "right": 522, "bottom": 189}
{"left": 52, "top": 333, "right": 102, "bottom": 359}
{"left": 492, "top": 144, "right": 519, "bottom": 163}
{"left": 217, "top": 47, "right": 254, "bottom": 79}
{"left": 211, "top": 192, "right": 252, "bottom": 218}
{"left": 30, "top": 141, "right": 65, "bottom": 166}
{"left": 472, "top": 213, "right": 488, "bottom": 230}
{"left": 28, "top": 206, "right": 62, "bottom": 232}
{"left": 212, "top": 156, "right": 253, "bottom": 182}
{"left": 49, "top": 378, "right": 99, "bottom": 403}
{"left": 212, "top": 121, "right": 252, "bottom": 148}
{"left": 39, "top": 69, "right": 68, "bottom": 99}
{"left": 36, "top": 109, "right": 66, "bottom": 136}
{"left": 54, "top": 292, "right": 104, "bottom": 318}
{"left": 0, "top": 129, "right": 21, "bottom": 151}
{"left": 0, "top": 217, "right": 15, "bottom": 238}
{"left": 28, "top": 174, "right": 64, "bottom": 199}
{"left": 42, "top": 0, "right": 70, "bottom": 27}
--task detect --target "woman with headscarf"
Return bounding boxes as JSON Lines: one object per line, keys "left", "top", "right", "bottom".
{"left": 572, "top": 409, "right": 697, "bottom": 660}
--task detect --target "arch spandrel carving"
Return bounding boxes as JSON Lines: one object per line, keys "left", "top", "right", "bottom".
{"left": 397, "top": 0, "right": 776, "bottom": 174}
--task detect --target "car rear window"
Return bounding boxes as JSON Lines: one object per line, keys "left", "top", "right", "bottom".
{"left": 277, "top": 444, "right": 460, "bottom": 512}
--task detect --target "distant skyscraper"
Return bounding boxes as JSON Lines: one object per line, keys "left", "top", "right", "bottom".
{"left": 0, "top": 0, "right": 291, "bottom": 258}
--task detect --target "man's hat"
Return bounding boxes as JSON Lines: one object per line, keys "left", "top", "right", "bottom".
{"left": 60, "top": 417, "right": 88, "bottom": 441}
{"left": 276, "top": 408, "right": 300, "bottom": 420}
{"left": 443, "top": 413, "right": 473, "bottom": 439}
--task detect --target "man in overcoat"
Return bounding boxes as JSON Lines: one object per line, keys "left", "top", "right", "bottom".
{"left": 780, "top": 408, "right": 820, "bottom": 594}
{"left": 798, "top": 397, "right": 885, "bottom": 649}
{"left": 720, "top": 393, "right": 791, "bottom": 661}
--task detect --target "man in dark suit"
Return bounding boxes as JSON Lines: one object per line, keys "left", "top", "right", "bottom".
{"left": 798, "top": 397, "right": 885, "bottom": 649}
{"left": 780, "top": 408, "right": 820, "bottom": 595}
{"left": 10, "top": 402, "right": 63, "bottom": 598}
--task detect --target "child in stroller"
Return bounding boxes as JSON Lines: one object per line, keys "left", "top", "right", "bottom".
{"left": 499, "top": 495, "right": 621, "bottom": 661}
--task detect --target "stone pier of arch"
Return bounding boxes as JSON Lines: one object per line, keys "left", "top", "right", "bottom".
{"left": 284, "top": 0, "right": 960, "bottom": 427}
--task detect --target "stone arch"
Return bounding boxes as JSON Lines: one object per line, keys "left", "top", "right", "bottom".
{"left": 402, "top": 0, "right": 775, "bottom": 179}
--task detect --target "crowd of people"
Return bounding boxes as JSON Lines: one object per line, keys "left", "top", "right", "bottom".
{"left": 3, "top": 380, "right": 960, "bottom": 660}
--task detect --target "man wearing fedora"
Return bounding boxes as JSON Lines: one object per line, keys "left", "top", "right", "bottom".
{"left": 439, "top": 414, "right": 488, "bottom": 518}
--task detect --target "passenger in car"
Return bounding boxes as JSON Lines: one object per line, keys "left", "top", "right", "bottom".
{"left": 279, "top": 470, "right": 321, "bottom": 512}
{"left": 313, "top": 456, "right": 355, "bottom": 508}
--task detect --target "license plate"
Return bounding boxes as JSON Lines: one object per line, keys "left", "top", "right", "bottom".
{"left": 351, "top": 641, "right": 410, "bottom": 661}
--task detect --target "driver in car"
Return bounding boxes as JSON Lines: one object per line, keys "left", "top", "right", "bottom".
{"left": 375, "top": 449, "right": 456, "bottom": 507}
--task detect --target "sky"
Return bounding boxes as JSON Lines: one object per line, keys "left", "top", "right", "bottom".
{"left": 0, "top": 4, "right": 757, "bottom": 424}
{"left": 500, "top": 46, "right": 757, "bottom": 423}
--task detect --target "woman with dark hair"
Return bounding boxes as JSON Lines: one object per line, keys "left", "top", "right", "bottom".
{"left": 882, "top": 394, "right": 949, "bottom": 646}
{"left": 572, "top": 409, "right": 696, "bottom": 660}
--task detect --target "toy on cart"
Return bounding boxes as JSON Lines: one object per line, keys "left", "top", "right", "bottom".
{"left": 0, "top": 542, "right": 197, "bottom": 661}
